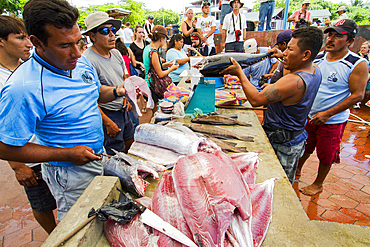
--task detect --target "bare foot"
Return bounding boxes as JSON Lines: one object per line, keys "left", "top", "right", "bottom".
{"left": 299, "top": 184, "right": 323, "bottom": 196}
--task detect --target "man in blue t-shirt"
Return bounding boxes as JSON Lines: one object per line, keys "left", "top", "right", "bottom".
{"left": 0, "top": 0, "right": 127, "bottom": 221}
{"left": 297, "top": 20, "right": 368, "bottom": 196}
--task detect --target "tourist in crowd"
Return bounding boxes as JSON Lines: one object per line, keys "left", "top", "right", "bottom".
{"left": 242, "top": 38, "right": 278, "bottom": 91}
{"left": 83, "top": 11, "right": 134, "bottom": 155}
{"left": 130, "top": 25, "right": 148, "bottom": 78}
{"left": 221, "top": 27, "right": 324, "bottom": 184}
{"left": 325, "top": 6, "right": 349, "bottom": 26}
{"left": 196, "top": 1, "right": 216, "bottom": 56}
{"left": 143, "top": 25, "right": 179, "bottom": 116}
{"left": 188, "top": 32, "right": 207, "bottom": 57}
{"left": 181, "top": 7, "right": 196, "bottom": 51}
{"left": 258, "top": 0, "right": 275, "bottom": 31}
{"left": 0, "top": 15, "right": 57, "bottom": 234}
{"left": 359, "top": 41, "right": 370, "bottom": 61}
{"left": 221, "top": 0, "right": 247, "bottom": 52}
{"left": 122, "top": 22, "right": 134, "bottom": 43}
{"left": 144, "top": 14, "right": 154, "bottom": 42}
{"left": 0, "top": 0, "right": 129, "bottom": 222}
{"left": 166, "top": 34, "right": 190, "bottom": 85}
{"left": 297, "top": 20, "right": 368, "bottom": 195}
{"left": 288, "top": 0, "right": 312, "bottom": 29}
{"left": 219, "top": 0, "right": 232, "bottom": 30}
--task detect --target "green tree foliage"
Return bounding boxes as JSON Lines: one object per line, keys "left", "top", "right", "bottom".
{"left": 78, "top": 0, "right": 146, "bottom": 30}
{"left": 0, "top": 0, "right": 25, "bottom": 15}
{"left": 145, "top": 9, "right": 180, "bottom": 27}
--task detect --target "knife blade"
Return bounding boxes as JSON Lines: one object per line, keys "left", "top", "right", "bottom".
{"left": 134, "top": 200, "right": 197, "bottom": 247}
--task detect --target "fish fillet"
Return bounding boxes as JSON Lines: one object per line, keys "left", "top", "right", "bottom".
{"left": 230, "top": 152, "right": 260, "bottom": 184}
{"left": 104, "top": 216, "right": 157, "bottom": 247}
{"left": 152, "top": 171, "right": 193, "bottom": 247}
{"left": 172, "top": 151, "right": 253, "bottom": 247}
{"left": 248, "top": 179, "right": 276, "bottom": 247}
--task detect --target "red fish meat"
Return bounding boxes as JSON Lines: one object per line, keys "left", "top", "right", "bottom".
{"left": 152, "top": 171, "right": 193, "bottom": 246}
{"left": 172, "top": 151, "right": 253, "bottom": 247}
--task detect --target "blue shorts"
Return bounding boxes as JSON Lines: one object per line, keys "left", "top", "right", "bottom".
{"left": 24, "top": 177, "right": 57, "bottom": 213}
{"left": 42, "top": 158, "right": 105, "bottom": 221}
{"left": 220, "top": 4, "right": 232, "bottom": 25}
{"left": 101, "top": 108, "right": 135, "bottom": 155}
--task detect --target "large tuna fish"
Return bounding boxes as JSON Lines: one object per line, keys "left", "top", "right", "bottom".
{"left": 200, "top": 53, "right": 271, "bottom": 77}
{"left": 172, "top": 151, "right": 253, "bottom": 247}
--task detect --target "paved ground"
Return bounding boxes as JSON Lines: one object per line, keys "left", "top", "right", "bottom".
{"left": 0, "top": 102, "right": 369, "bottom": 246}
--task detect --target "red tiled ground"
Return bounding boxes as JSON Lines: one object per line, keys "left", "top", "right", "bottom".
{"left": 255, "top": 103, "right": 370, "bottom": 226}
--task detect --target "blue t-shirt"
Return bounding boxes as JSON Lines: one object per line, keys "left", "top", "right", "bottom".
{"left": 243, "top": 47, "right": 277, "bottom": 91}
{"left": 166, "top": 48, "right": 190, "bottom": 84}
{"left": 0, "top": 52, "right": 104, "bottom": 167}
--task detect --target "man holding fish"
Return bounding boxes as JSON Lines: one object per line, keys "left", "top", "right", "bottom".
{"left": 221, "top": 27, "right": 323, "bottom": 184}
{"left": 0, "top": 0, "right": 126, "bottom": 221}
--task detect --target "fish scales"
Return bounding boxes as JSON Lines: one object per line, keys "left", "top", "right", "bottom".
{"left": 172, "top": 151, "right": 253, "bottom": 247}
{"left": 184, "top": 123, "right": 254, "bottom": 142}
{"left": 152, "top": 171, "right": 193, "bottom": 247}
{"left": 200, "top": 53, "right": 271, "bottom": 77}
{"left": 191, "top": 115, "right": 252, "bottom": 127}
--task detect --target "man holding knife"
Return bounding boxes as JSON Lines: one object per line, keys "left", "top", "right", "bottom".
{"left": 0, "top": 0, "right": 125, "bottom": 221}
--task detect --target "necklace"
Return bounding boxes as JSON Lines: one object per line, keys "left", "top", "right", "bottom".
{"left": 0, "top": 61, "right": 14, "bottom": 71}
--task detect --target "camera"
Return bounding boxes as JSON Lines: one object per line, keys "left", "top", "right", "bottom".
{"left": 258, "top": 76, "right": 269, "bottom": 87}
{"left": 235, "top": 30, "right": 242, "bottom": 41}
{"left": 296, "top": 18, "right": 309, "bottom": 28}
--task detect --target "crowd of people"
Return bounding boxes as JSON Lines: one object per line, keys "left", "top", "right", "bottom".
{"left": 0, "top": 0, "right": 369, "bottom": 237}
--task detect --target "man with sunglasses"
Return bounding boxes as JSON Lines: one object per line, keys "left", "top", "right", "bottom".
{"left": 83, "top": 12, "right": 134, "bottom": 156}
{"left": 0, "top": 0, "right": 128, "bottom": 221}
{"left": 288, "top": 0, "right": 312, "bottom": 29}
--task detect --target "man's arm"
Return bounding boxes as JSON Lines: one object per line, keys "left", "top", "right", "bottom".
{"left": 0, "top": 142, "right": 99, "bottom": 166}
{"left": 9, "top": 161, "right": 38, "bottom": 187}
{"left": 98, "top": 85, "right": 125, "bottom": 103}
{"left": 310, "top": 61, "right": 368, "bottom": 125}
{"left": 220, "top": 58, "right": 303, "bottom": 106}
{"left": 98, "top": 106, "right": 120, "bottom": 137}
{"left": 221, "top": 28, "right": 227, "bottom": 50}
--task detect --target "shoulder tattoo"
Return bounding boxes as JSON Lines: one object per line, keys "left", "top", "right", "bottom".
{"left": 296, "top": 78, "right": 304, "bottom": 90}
{"left": 263, "top": 85, "right": 281, "bottom": 103}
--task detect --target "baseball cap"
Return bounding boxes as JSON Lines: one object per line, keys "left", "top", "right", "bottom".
{"left": 83, "top": 11, "right": 121, "bottom": 35}
{"left": 336, "top": 6, "right": 347, "bottom": 12}
{"left": 148, "top": 14, "right": 154, "bottom": 19}
{"left": 324, "top": 19, "right": 358, "bottom": 38}
{"left": 202, "top": 1, "right": 211, "bottom": 8}
{"left": 273, "top": 29, "right": 293, "bottom": 47}
{"left": 244, "top": 38, "right": 257, "bottom": 53}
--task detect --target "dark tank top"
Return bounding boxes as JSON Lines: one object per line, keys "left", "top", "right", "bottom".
{"left": 264, "top": 68, "right": 322, "bottom": 131}
{"left": 183, "top": 21, "right": 193, "bottom": 45}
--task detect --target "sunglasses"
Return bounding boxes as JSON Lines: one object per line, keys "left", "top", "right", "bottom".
{"left": 97, "top": 26, "right": 117, "bottom": 35}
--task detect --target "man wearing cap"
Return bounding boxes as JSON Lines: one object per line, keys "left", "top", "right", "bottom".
{"left": 325, "top": 6, "right": 349, "bottom": 27}
{"left": 221, "top": 0, "right": 247, "bottom": 52}
{"left": 266, "top": 29, "right": 293, "bottom": 84}
{"left": 242, "top": 38, "right": 278, "bottom": 91}
{"left": 196, "top": 1, "right": 217, "bottom": 56}
{"left": 0, "top": 0, "right": 128, "bottom": 221}
{"left": 288, "top": 0, "right": 312, "bottom": 29}
{"left": 222, "top": 27, "right": 324, "bottom": 184}
{"left": 297, "top": 20, "right": 368, "bottom": 195}
{"left": 144, "top": 15, "right": 154, "bottom": 43}
{"left": 258, "top": 0, "right": 275, "bottom": 31}
{"left": 83, "top": 12, "right": 134, "bottom": 156}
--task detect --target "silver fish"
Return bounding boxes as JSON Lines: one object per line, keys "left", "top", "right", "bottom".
{"left": 200, "top": 52, "right": 271, "bottom": 77}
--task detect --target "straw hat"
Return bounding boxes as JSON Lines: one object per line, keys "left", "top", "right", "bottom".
{"left": 82, "top": 11, "right": 121, "bottom": 35}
